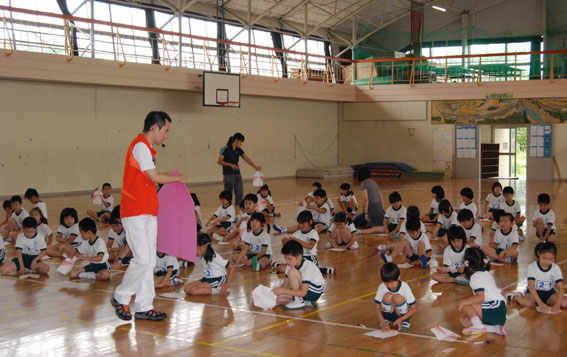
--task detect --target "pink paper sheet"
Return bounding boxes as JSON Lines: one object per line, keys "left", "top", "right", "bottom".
{"left": 157, "top": 171, "right": 197, "bottom": 262}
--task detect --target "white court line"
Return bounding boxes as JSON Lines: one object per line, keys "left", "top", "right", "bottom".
{"left": 0, "top": 274, "right": 465, "bottom": 343}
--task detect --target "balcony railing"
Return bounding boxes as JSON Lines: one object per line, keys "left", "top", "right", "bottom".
{"left": 1, "top": 5, "right": 566, "bottom": 88}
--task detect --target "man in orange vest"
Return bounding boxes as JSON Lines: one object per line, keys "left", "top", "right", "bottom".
{"left": 111, "top": 111, "right": 186, "bottom": 321}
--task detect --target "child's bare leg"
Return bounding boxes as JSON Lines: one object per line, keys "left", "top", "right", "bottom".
{"left": 46, "top": 245, "right": 64, "bottom": 258}
{"left": 100, "top": 212, "right": 111, "bottom": 222}
{"left": 327, "top": 233, "right": 340, "bottom": 248}
{"left": 154, "top": 276, "right": 168, "bottom": 288}
{"left": 59, "top": 244, "right": 76, "bottom": 258}
{"left": 547, "top": 293, "right": 567, "bottom": 308}
{"left": 515, "top": 216, "right": 525, "bottom": 226}
{"left": 514, "top": 294, "right": 536, "bottom": 307}
{"left": 460, "top": 304, "right": 482, "bottom": 327}
{"left": 360, "top": 226, "right": 385, "bottom": 234}
{"left": 1, "top": 261, "right": 17, "bottom": 275}
{"left": 258, "top": 257, "right": 270, "bottom": 270}
{"left": 432, "top": 272, "right": 456, "bottom": 283}
{"left": 335, "top": 228, "right": 351, "bottom": 245}
{"left": 86, "top": 210, "right": 98, "bottom": 220}
{"left": 96, "top": 270, "right": 110, "bottom": 281}
{"left": 481, "top": 246, "right": 499, "bottom": 260}
{"left": 185, "top": 281, "right": 213, "bottom": 295}
{"left": 390, "top": 240, "right": 410, "bottom": 259}
{"left": 69, "top": 267, "right": 85, "bottom": 279}
{"left": 534, "top": 218, "right": 545, "bottom": 238}
{"left": 230, "top": 238, "right": 241, "bottom": 251}
{"left": 31, "top": 261, "right": 50, "bottom": 275}
{"left": 224, "top": 230, "right": 238, "bottom": 242}
{"left": 348, "top": 199, "right": 357, "bottom": 213}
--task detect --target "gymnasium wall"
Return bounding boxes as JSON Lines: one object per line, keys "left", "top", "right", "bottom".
{"left": 0, "top": 79, "right": 338, "bottom": 196}
{"left": 338, "top": 101, "right": 454, "bottom": 171}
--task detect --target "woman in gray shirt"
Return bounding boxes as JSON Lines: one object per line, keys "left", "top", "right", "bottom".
{"left": 354, "top": 167, "right": 385, "bottom": 229}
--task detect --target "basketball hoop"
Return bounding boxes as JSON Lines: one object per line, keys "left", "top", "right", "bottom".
{"left": 218, "top": 101, "right": 240, "bottom": 108}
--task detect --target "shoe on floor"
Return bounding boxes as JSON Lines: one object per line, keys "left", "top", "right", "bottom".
{"left": 380, "top": 252, "right": 392, "bottom": 263}
{"left": 283, "top": 298, "right": 305, "bottom": 310}
{"left": 348, "top": 241, "right": 359, "bottom": 249}
{"left": 134, "top": 309, "right": 167, "bottom": 321}
{"left": 110, "top": 297, "right": 132, "bottom": 321}
{"left": 323, "top": 243, "right": 332, "bottom": 249}
{"left": 462, "top": 326, "right": 486, "bottom": 336}
{"left": 304, "top": 300, "right": 317, "bottom": 308}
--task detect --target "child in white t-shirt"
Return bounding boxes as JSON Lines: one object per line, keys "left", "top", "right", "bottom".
{"left": 483, "top": 182, "right": 505, "bottom": 219}
{"left": 457, "top": 187, "right": 478, "bottom": 218}
{"left": 375, "top": 263, "right": 417, "bottom": 331}
{"left": 457, "top": 209, "right": 483, "bottom": 248}
{"left": 272, "top": 240, "right": 325, "bottom": 310}
{"left": 233, "top": 213, "right": 271, "bottom": 271}
{"left": 185, "top": 233, "right": 235, "bottom": 295}
{"left": 432, "top": 226, "right": 469, "bottom": 285}
{"left": 505, "top": 242, "right": 566, "bottom": 312}
{"left": 325, "top": 212, "right": 358, "bottom": 250}
{"left": 87, "top": 183, "right": 114, "bottom": 222}
{"left": 257, "top": 184, "right": 280, "bottom": 217}
{"left": 533, "top": 193, "right": 556, "bottom": 242}
{"left": 3, "top": 195, "right": 29, "bottom": 243}
{"left": 46, "top": 207, "right": 80, "bottom": 258}
{"left": 501, "top": 186, "right": 525, "bottom": 238}
{"left": 421, "top": 185, "right": 444, "bottom": 226}
{"left": 24, "top": 188, "right": 48, "bottom": 220}
{"left": 30, "top": 207, "right": 53, "bottom": 246}
{"left": 60, "top": 218, "right": 110, "bottom": 281}
{"left": 337, "top": 183, "right": 359, "bottom": 218}
{"left": 0, "top": 217, "right": 50, "bottom": 275}
{"left": 206, "top": 190, "right": 236, "bottom": 239}
{"left": 154, "top": 252, "right": 183, "bottom": 288}
{"left": 380, "top": 217, "right": 432, "bottom": 269}
{"left": 482, "top": 213, "right": 519, "bottom": 264}
{"left": 432, "top": 199, "right": 458, "bottom": 240}
{"left": 458, "top": 247, "right": 506, "bottom": 336}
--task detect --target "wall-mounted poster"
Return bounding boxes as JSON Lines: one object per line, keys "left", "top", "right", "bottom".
{"left": 432, "top": 98, "right": 567, "bottom": 124}
{"left": 456, "top": 125, "right": 477, "bottom": 159}
{"left": 529, "top": 125, "right": 552, "bottom": 158}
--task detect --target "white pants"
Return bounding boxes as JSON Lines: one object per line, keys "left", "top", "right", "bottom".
{"left": 114, "top": 214, "right": 157, "bottom": 312}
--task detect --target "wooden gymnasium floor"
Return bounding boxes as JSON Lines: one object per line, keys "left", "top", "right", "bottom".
{"left": 1, "top": 177, "right": 567, "bottom": 356}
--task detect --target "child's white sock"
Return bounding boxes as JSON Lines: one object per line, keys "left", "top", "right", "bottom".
{"left": 78, "top": 272, "right": 96, "bottom": 280}
{"left": 470, "top": 316, "right": 483, "bottom": 328}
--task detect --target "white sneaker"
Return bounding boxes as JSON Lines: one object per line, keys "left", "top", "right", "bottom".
{"left": 348, "top": 241, "right": 359, "bottom": 249}
{"left": 283, "top": 298, "right": 305, "bottom": 310}
{"left": 377, "top": 245, "right": 390, "bottom": 251}
{"left": 212, "top": 233, "right": 225, "bottom": 242}
{"left": 380, "top": 252, "right": 392, "bottom": 263}
{"left": 172, "top": 278, "right": 184, "bottom": 286}
{"left": 323, "top": 243, "right": 332, "bottom": 249}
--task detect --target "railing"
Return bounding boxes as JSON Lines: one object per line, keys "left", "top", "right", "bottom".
{"left": 1, "top": 5, "right": 567, "bottom": 88}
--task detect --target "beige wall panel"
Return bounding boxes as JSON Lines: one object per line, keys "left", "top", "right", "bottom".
{"left": 0, "top": 80, "right": 337, "bottom": 196}
{"left": 344, "top": 101, "right": 427, "bottom": 121}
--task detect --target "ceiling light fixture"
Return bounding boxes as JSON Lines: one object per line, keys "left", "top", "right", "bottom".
{"left": 432, "top": 5, "right": 447, "bottom": 12}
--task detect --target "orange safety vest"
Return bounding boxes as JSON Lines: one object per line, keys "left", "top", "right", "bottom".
{"left": 120, "top": 134, "right": 158, "bottom": 218}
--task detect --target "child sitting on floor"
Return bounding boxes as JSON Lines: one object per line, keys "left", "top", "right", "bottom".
{"left": 482, "top": 213, "right": 519, "bottom": 264}
{"left": 60, "top": 218, "right": 110, "bottom": 281}
{"left": 206, "top": 190, "right": 235, "bottom": 241}
{"left": 380, "top": 217, "right": 432, "bottom": 269}
{"left": 432, "top": 199, "right": 458, "bottom": 241}
{"left": 233, "top": 213, "right": 272, "bottom": 271}
{"left": 533, "top": 193, "right": 556, "bottom": 242}
{"left": 87, "top": 183, "right": 114, "bottom": 222}
{"left": 457, "top": 209, "right": 483, "bottom": 248}
{"left": 505, "top": 242, "right": 566, "bottom": 312}
{"left": 325, "top": 212, "right": 358, "bottom": 250}
{"left": 457, "top": 187, "right": 478, "bottom": 218}
{"left": 185, "top": 233, "right": 235, "bottom": 295}
{"left": 154, "top": 251, "right": 183, "bottom": 288}
{"left": 257, "top": 184, "right": 279, "bottom": 217}
{"left": 458, "top": 247, "right": 506, "bottom": 336}
{"left": 272, "top": 240, "right": 325, "bottom": 310}
{"left": 337, "top": 183, "right": 359, "bottom": 218}
{"left": 0, "top": 217, "right": 50, "bottom": 276}
{"left": 375, "top": 262, "right": 417, "bottom": 331}
{"left": 24, "top": 188, "right": 48, "bottom": 220}
{"left": 421, "top": 185, "right": 444, "bottom": 226}
{"left": 432, "top": 226, "right": 469, "bottom": 285}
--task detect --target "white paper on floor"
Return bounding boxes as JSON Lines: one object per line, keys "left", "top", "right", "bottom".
{"left": 159, "top": 292, "right": 186, "bottom": 299}
{"left": 431, "top": 325, "right": 461, "bottom": 342}
{"left": 252, "top": 285, "right": 277, "bottom": 310}
{"left": 329, "top": 248, "right": 346, "bottom": 252}
{"left": 364, "top": 329, "right": 398, "bottom": 339}
{"left": 536, "top": 306, "right": 561, "bottom": 314}
{"left": 397, "top": 263, "right": 414, "bottom": 269}
{"left": 19, "top": 274, "right": 40, "bottom": 279}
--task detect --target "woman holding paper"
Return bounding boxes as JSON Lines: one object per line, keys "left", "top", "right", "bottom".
{"left": 111, "top": 111, "right": 186, "bottom": 322}
{"left": 218, "top": 133, "right": 262, "bottom": 214}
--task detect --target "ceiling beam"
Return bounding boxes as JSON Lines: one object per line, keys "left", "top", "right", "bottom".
{"left": 328, "top": 0, "right": 378, "bottom": 31}
{"left": 305, "top": 0, "right": 371, "bottom": 37}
